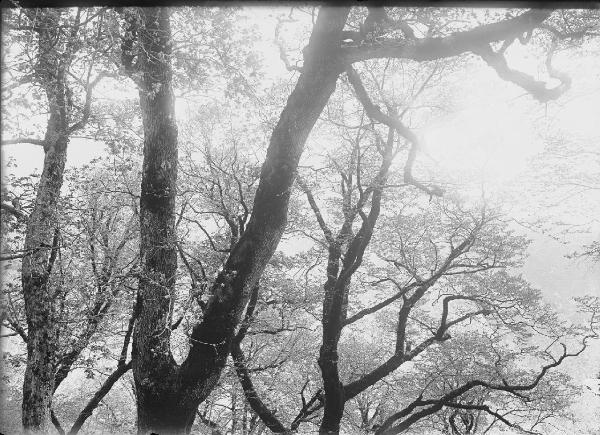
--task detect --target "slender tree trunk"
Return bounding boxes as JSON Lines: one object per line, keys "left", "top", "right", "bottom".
{"left": 21, "top": 9, "right": 72, "bottom": 431}
{"left": 21, "top": 137, "right": 67, "bottom": 431}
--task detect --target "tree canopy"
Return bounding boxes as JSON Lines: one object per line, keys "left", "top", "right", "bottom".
{"left": 1, "top": 5, "right": 599, "bottom": 435}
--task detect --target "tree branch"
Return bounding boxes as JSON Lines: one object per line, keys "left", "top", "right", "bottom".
{"left": 343, "top": 282, "right": 418, "bottom": 327}
{"left": 0, "top": 252, "right": 28, "bottom": 261}
{"left": 2, "top": 317, "right": 28, "bottom": 342}
{"left": 343, "top": 10, "right": 553, "bottom": 63}
{"left": 1, "top": 202, "right": 29, "bottom": 221}
{"left": 297, "top": 177, "right": 334, "bottom": 245}
{"left": 50, "top": 408, "right": 65, "bottom": 435}
{"left": 377, "top": 338, "right": 591, "bottom": 434}
{"left": 230, "top": 285, "right": 288, "bottom": 433}
{"left": 439, "top": 402, "right": 539, "bottom": 435}
{"left": 67, "top": 361, "right": 133, "bottom": 435}
{"left": 345, "top": 65, "right": 443, "bottom": 197}
{"left": 472, "top": 40, "right": 570, "bottom": 103}
{"left": 1, "top": 137, "right": 45, "bottom": 147}
{"left": 68, "top": 71, "right": 110, "bottom": 133}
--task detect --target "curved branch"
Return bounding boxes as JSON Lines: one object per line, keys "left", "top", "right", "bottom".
{"left": 345, "top": 66, "right": 443, "bottom": 197}
{"left": 439, "top": 402, "right": 540, "bottom": 435}
{"left": 436, "top": 295, "right": 490, "bottom": 339}
{"left": 343, "top": 9, "right": 553, "bottom": 63}
{"left": 472, "top": 41, "right": 570, "bottom": 103}
{"left": 545, "top": 37, "right": 572, "bottom": 90}
{"left": 378, "top": 338, "right": 591, "bottom": 434}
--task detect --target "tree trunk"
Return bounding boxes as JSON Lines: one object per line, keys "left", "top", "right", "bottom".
{"left": 21, "top": 138, "right": 65, "bottom": 428}
{"left": 130, "top": 7, "right": 189, "bottom": 434}
{"left": 318, "top": 344, "right": 346, "bottom": 434}
{"left": 177, "top": 2, "right": 350, "bottom": 416}
{"left": 21, "top": 9, "right": 72, "bottom": 431}
{"left": 318, "top": 126, "right": 395, "bottom": 434}
{"left": 130, "top": 6, "right": 350, "bottom": 433}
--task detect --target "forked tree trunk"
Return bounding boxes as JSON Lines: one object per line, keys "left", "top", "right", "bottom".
{"left": 130, "top": 6, "right": 350, "bottom": 434}
{"left": 130, "top": 6, "right": 187, "bottom": 434}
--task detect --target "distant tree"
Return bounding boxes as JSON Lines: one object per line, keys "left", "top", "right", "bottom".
{"left": 524, "top": 127, "right": 600, "bottom": 263}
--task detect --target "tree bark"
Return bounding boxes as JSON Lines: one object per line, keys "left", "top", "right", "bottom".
{"left": 177, "top": 2, "right": 349, "bottom": 418}
{"left": 21, "top": 9, "right": 72, "bottom": 431}
{"left": 130, "top": 7, "right": 185, "bottom": 434}
{"left": 129, "top": 6, "right": 349, "bottom": 434}
{"left": 21, "top": 136, "right": 66, "bottom": 431}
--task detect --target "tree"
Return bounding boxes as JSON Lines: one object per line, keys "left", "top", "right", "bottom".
{"left": 1, "top": 7, "right": 118, "bottom": 431}
{"left": 218, "top": 6, "right": 599, "bottom": 434}
{"left": 128, "top": 5, "right": 598, "bottom": 434}
{"left": 2, "top": 5, "right": 599, "bottom": 434}
{"left": 1, "top": 156, "right": 140, "bottom": 434}
{"left": 117, "top": 6, "right": 350, "bottom": 433}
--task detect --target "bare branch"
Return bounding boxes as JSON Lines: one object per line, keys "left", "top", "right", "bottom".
{"left": 297, "top": 177, "right": 334, "bottom": 245}
{"left": 1, "top": 138, "right": 45, "bottom": 147}
{"left": 68, "top": 71, "right": 112, "bottom": 134}
{"left": 345, "top": 66, "right": 443, "bottom": 197}
{"left": 472, "top": 41, "right": 570, "bottom": 103}
{"left": 378, "top": 338, "right": 591, "bottom": 434}
{"left": 230, "top": 285, "right": 288, "bottom": 433}
{"left": 343, "top": 10, "right": 553, "bottom": 63}
{"left": 67, "top": 361, "right": 133, "bottom": 435}
{"left": 50, "top": 408, "right": 65, "bottom": 435}
{"left": 441, "top": 402, "right": 540, "bottom": 435}
{"left": 343, "top": 282, "right": 419, "bottom": 327}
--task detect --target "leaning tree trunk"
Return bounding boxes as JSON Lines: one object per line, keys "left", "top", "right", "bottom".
{"left": 21, "top": 9, "right": 72, "bottom": 431}
{"left": 174, "top": 5, "right": 350, "bottom": 429}
{"left": 130, "top": 6, "right": 350, "bottom": 434}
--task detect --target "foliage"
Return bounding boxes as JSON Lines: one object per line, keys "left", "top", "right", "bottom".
{"left": 1, "top": 5, "right": 599, "bottom": 435}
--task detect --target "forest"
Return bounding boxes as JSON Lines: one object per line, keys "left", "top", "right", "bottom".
{"left": 1, "top": 5, "right": 599, "bottom": 435}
